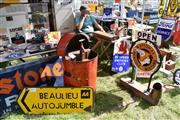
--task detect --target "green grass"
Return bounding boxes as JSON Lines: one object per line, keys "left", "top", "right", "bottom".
{"left": 1, "top": 48, "right": 180, "bottom": 120}
{"left": 2, "top": 68, "right": 180, "bottom": 120}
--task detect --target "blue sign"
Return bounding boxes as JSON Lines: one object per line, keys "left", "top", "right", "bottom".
{"left": 112, "top": 54, "right": 130, "bottom": 73}
{"left": 149, "top": 12, "right": 159, "bottom": 24}
{"left": 0, "top": 57, "right": 63, "bottom": 116}
{"left": 102, "top": 8, "right": 112, "bottom": 21}
{"left": 156, "top": 18, "right": 176, "bottom": 41}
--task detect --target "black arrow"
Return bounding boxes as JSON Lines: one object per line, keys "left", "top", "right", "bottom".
{"left": 21, "top": 89, "right": 31, "bottom": 112}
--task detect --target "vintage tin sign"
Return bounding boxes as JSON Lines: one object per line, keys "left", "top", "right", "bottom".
{"left": 18, "top": 87, "right": 93, "bottom": 114}
{"left": 112, "top": 40, "right": 130, "bottom": 73}
{"left": 0, "top": 57, "right": 63, "bottom": 116}
{"left": 130, "top": 40, "right": 161, "bottom": 78}
{"left": 156, "top": 18, "right": 176, "bottom": 41}
{"left": 158, "top": 0, "right": 166, "bottom": 17}
{"left": 167, "top": 0, "right": 178, "bottom": 16}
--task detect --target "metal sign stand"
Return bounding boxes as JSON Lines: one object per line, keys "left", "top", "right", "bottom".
{"left": 117, "top": 39, "right": 163, "bottom": 105}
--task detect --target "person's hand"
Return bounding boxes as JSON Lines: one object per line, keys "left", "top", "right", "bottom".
{"left": 83, "top": 14, "right": 89, "bottom": 18}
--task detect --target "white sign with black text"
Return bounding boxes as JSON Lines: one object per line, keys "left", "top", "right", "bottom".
{"left": 135, "top": 31, "right": 162, "bottom": 46}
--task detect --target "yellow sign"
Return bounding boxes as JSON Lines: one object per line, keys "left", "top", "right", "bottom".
{"left": 158, "top": 0, "right": 166, "bottom": 17}
{"left": 167, "top": 0, "right": 178, "bottom": 16}
{"left": 130, "top": 40, "right": 160, "bottom": 72}
{"left": 87, "top": 3, "right": 97, "bottom": 13}
{"left": 2, "top": 0, "right": 24, "bottom": 3}
{"left": 18, "top": 87, "right": 93, "bottom": 114}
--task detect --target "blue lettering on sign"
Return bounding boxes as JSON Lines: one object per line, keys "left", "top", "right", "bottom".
{"left": 158, "top": 22, "right": 174, "bottom": 29}
{"left": 112, "top": 54, "right": 130, "bottom": 73}
{"left": 156, "top": 18, "right": 176, "bottom": 42}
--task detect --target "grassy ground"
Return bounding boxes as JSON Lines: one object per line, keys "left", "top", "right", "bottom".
{"left": 1, "top": 47, "right": 180, "bottom": 120}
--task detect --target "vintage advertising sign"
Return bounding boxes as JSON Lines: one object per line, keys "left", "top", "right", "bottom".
{"left": 135, "top": 31, "right": 162, "bottom": 46}
{"left": 102, "top": 8, "right": 112, "bottom": 21}
{"left": 173, "top": 20, "right": 180, "bottom": 45}
{"left": 112, "top": 40, "right": 130, "bottom": 73}
{"left": 175, "top": 20, "right": 180, "bottom": 31}
{"left": 149, "top": 12, "right": 159, "bottom": 24}
{"left": 18, "top": 87, "right": 93, "bottom": 114}
{"left": 130, "top": 40, "right": 161, "bottom": 78}
{"left": 156, "top": 18, "right": 176, "bottom": 41}
{"left": 8, "top": 26, "right": 25, "bottom": 44}
{"left": 167, "top": 0, "right": 178, "bottom": 16}
{"left": 0, "top": 57, "right": 63, "bottom": 116}
{"left": 112, "top": 54, "right": 130, "bottom": 73}
{"left": 158, "top": 0, "right": 166, "bottom": 17}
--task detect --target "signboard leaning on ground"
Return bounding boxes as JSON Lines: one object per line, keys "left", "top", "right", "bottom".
{"left": 18, "top": 87, "right": 93, "bottom": 114}
{"left": 0, "top": 57, "right": 63, "bottom": 116}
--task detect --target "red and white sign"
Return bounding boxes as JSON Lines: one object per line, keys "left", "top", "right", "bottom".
{"left": 137, "top": 71, "right": 153, "bottom": 78}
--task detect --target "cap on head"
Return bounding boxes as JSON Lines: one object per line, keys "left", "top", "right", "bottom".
{"left": 80, "top": 6, "right": 87, "bottom": 11}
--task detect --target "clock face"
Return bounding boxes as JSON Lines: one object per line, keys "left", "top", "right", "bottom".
{"left": 130, "top": 40, "right": 161, "bottom": 72}
{"left": 174, "top": 69, "right": 180, "bottom": 85}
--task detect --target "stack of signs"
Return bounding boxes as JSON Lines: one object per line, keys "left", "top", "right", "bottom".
{"left": 0, "top": 57, "right": 64, "bottom": 116}
{"left": 130, "top": 40, "right": 161, "bottom": 78}
{"left": 112, "top": 40, "right": 130, "bottom": 73}
{"left": 135, "top": 31, "right": 162, "bottom": 46}
{"left": 102, "top": 8, "right": 112, "bottom": 21}
{"left": 156, "top": 18, "right": 176, "bottom": 42}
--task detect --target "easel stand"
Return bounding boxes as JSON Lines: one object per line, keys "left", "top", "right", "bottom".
{"left": 118, "top": 77, "right": 161, "bottom": 105}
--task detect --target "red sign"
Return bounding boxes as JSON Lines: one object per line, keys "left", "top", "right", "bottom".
{"left": 173, "top": 20, "right": 180, "bottom": 45}
{"left": 175, "top": 20, "right": 180, "bottom": 31}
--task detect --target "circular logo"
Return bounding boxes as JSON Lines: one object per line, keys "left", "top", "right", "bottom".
{"left": 130, "top": 40, "right": 161, "bottom": 72}
{"left": 173, "top": 69, "right": 180, "bottom": 85}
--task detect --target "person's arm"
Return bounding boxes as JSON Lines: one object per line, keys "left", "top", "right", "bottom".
{"left": 75, "top": 15, "right": 88, "bottom": 30}
{"left": 90, "top": 15, "right": 105, "bottom": 32}
{"left": 96, "top": 23, "right": 105, "bottom": 32}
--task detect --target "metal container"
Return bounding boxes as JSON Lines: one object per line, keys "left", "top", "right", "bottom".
{"left": 56, "top": 32, "right": 98, "bottom": 92}
{"left": 150, "top": 82, "right": 162, "bottom": 105}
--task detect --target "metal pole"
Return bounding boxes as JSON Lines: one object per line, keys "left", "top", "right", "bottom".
{"left": 141, "top": 0, "right": 145, "bottom": 25}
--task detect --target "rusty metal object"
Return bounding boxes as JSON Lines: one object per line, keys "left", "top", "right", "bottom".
{"left": 56, "top": 32, "right": 98, "bottom": 92}
{"left": 63, "top": 51, "right": 98, "bottom": 91}
{"left": 57, "top": 32, "right": 89, "bottom": 57}
{"left": 150, "top": 82, "right": 162, "bottom": 105}
{"left": 117, "top": 78, "right": 163, "bottom": 105}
